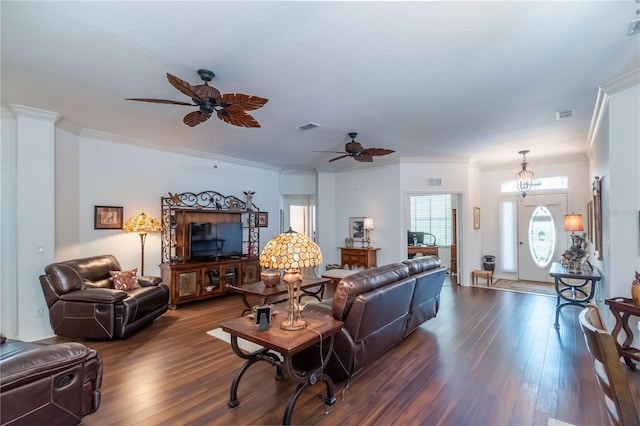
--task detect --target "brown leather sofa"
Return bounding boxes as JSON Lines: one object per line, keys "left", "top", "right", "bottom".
{"left": 0, "top": 337, "right": 102, "bottom": 425}
{"left": 40, "top": 255, "right": 170, "bottom": 340}
{"left": 295, "top": 256, "right": 446, "bottom": 381}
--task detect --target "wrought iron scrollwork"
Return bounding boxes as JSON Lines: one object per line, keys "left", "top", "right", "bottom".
{"left": 161, "top": 191, "right": 260, "bottom": 264}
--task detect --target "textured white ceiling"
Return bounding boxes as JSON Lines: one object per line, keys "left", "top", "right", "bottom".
{"left": 2, "top": 1, "right": 639, "bottom": 171}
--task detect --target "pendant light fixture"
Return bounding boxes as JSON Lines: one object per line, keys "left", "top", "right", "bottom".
{"left": 515, "top": 150, "right": 534, "bottom": 198}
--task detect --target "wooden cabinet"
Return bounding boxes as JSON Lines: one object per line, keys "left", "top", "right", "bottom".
{"left": 339, "top": 247, "right": 379, "bottom": 269}
{"left": 161, "top": 258, "right": 260, "bottom": 309}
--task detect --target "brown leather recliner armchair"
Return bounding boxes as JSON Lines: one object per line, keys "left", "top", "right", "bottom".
{"left": 0, "top": 337, "right": 102, "bottom": 425}
{"left": 39, "top": 255, "right": 170, "bottom": 340}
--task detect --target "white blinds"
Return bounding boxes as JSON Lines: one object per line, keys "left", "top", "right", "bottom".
{"left": 409, "top": 194, "right": 452, "bottom": 246}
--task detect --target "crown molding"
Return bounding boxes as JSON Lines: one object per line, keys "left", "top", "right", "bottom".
{"left": 8, "top": 104, "right": 61, "bottom": 123}
{"left": 588, "top": 68, "right": 640, "bottom": 152}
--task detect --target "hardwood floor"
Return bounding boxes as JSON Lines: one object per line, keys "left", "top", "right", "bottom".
{"left": 39, "top": 285, "right": 640, "bottom": 425}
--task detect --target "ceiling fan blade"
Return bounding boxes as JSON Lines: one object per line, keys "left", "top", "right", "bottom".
{"left": 218, "top": 93, "right": 268, "bottom": 111}
{"left": 313, "top": 150, "right": 348, "bottom": 154}
{"left": 345, "top": 141, "right": 365, "bottom": 153}
{"left": 183, "top": 110, "right": 211, "bottom": 127}
{"left": 166, "top": 73, "right": 199, "bottom": 100}
{"left": 328, "top": 154, "right": 350, "bottom": 162}
{"left": 366, "top": 148, "right": 395, "bottom": 156}
{"left": 355, "top": 152, "right": 374, "bottom": 162}
{"left": 192, "top": 84, "right": 221, "bottom": 101}
{"left": 126, "top": 98, "right": 194, "bottom": 106}
{"left": 217, "top": 109, "right": 261, "bottom": 128}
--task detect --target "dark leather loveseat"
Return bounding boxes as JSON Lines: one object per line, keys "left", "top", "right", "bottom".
{"left": 295, "top": 256, "right": 446, "bottom": 381}
{"left": 39, "top": 255, "right": 170, "bottom": 340}
{"left": 0, "top": 337, "right": 102, "bottom": 425}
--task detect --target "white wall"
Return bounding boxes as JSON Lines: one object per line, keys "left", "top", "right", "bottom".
{"left": 75, "top": 131, "right": 282, "bottom": 278}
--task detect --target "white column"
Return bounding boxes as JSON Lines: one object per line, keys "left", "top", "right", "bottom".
{"left": 10, "top": 104, "right": 61, "bottom": 340}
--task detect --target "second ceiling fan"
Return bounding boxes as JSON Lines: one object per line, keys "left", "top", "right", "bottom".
{"left": 317, "top": 132, "right": 395, "bottom": 163}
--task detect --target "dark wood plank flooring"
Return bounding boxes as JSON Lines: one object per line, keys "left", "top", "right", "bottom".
{"left": 40, "top": 285, "right": 640, "bottom": 425}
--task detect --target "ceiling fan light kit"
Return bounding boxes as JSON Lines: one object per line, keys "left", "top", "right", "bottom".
{"left": 126, "top": 69, "right": 268, "bottom": 128}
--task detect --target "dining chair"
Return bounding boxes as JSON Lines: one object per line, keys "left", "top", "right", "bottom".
{"left": 579, "top": 303, "right": 640, "bottom": 425}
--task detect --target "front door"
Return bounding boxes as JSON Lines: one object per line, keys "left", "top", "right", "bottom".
{"left": 517, "top": 194, "right": 567, "bottom": 282}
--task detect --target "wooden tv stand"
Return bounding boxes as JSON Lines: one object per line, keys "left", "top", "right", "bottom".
{"left": 161, "top": 257, "right": 260, "bottom": 309}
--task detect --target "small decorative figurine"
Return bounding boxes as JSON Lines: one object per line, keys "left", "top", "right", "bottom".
{"left": 243, "top": 191, "right": 255, "bottom": 211}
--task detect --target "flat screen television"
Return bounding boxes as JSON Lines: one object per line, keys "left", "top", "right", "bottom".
{"left": 190, "top": 222, "right": 243, "bottom": 260}
{"left": 407, "top": 231, "right": 424, "bottom": 246}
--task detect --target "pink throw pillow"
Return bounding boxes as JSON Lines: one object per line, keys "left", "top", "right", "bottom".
{"left": 109, "top": 268, "right": 139, "bottom": 291}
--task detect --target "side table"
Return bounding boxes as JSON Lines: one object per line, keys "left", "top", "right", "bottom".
{"left": 549, "top": 262, "right": 601, "bottom": 329}
{"left": 220, "top": 314, "right": 343, "bottom": 425}
{"left": 604, "top": 297, "right": 640, "bottom": 370}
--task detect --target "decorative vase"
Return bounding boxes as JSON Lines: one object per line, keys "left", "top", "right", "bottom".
{"left": 260, "top": 269, "right": 281, "bottom": 287}
{"left": 631, "top": 271, "right": 640, "bottom": 307}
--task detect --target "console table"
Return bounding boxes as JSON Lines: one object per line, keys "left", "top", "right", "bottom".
{"left": 549, "top": 261, "right": 601, "bottom": 329}
{"left": 604, "top": 297, "right": 640, "bottom": 370}
{"left": 221, "top": 315, "right": 343, "bottom": 425}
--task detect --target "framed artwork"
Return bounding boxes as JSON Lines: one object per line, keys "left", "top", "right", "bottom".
{"left": 586, "top": 200, "right": 594, "bottom": 243}
{"left": 592, "top": 176, "right": 603, "bottom": 260}
{"left": 349, "top": 217, "right": 365, "bottom": 243}
{"left": 258, "top": 211, "right": 268, "bottom": 227}
{"left": 473, "top": 207, "right": 480, "bottom": 230}
{"left": 94, "top": 206, "right": 123, "bottom": 229}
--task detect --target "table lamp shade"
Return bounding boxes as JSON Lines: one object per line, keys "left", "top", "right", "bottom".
{"left": 363, "top": 217, "right": 374, "bottom": 230}
{"left": 259, "top": 228, "right": 323, "bottom": 270}
{"left": 564, "top": 214, "right": 584, "bottom": 232}
{"left": 260, "top": 228, "right": 322, "bottom": 330}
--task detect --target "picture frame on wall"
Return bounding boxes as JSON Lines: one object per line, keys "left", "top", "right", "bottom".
{"left": 94, "top": 206, "right": 123, "bottom": 230}
{"left": 473, "top": 207, "right": 480, "bottom": 230}
{"left": 592, "top": 176, "right": 603, "bottom": 260}
{"left": 586, "top": 200, "right": 594, "bottom": 243}
{"left": 257, "top": 211, "right": 268, "bottom": 227}
{"left": 349, "top": 217, "right": 365, "bottom": 243}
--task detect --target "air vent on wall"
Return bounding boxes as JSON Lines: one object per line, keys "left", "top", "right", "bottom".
{"left": 293, "top": 122, "right": 320, "bottom": 132}
{"left": 428, "top": 178, "right": 442, "bottom": 186}
{"left": 555, "top": 109, "right": 574, "bottom": 120}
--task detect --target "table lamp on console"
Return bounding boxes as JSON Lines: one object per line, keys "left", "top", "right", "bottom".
{"left": 259, "top": 228, "right": 323, "bottom": 331}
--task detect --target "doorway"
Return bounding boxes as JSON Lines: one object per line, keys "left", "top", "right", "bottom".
{"left": 517, "top": 194, "right": 567, "bottom": 283}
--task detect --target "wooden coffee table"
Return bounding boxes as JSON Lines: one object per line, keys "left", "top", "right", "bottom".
{"left": 221, "top": 314, "right": 343, "bottom": 425}
{"left": 228, "top": 277, "right": 331, "bottom": 314}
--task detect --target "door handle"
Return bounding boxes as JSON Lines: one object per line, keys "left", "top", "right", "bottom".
{"left": 519, "top": 242, "right": 523, "bottom": 245}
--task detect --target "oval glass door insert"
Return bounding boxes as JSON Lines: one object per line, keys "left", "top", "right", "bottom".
{"left": 528, "top": 206, "right": 556, "bottom": 268}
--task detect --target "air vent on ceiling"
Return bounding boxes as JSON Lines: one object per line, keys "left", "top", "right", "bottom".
{"left": 555, "top": 109, "right": 574, "bottom": 120}
{"left": 428, "top": 178, "right": 442, "bottom": 187}
{"left": 293, "top": 122, "right": 320, "bottom": 132}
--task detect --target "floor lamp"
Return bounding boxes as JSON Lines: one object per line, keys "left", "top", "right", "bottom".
{"left": 123, "top": 212, "right": 162, "bottom": 275}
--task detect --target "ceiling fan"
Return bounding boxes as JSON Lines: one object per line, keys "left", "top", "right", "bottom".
{"left": 126, "top": 69, "right": 268, "bottom": 128}
{"left": 316, "top": 132, "right": 395, "bottom": 163}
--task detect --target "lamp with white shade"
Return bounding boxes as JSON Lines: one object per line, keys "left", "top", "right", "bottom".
{"left": 363, "top": 217, "right": 374, "bottom": 249}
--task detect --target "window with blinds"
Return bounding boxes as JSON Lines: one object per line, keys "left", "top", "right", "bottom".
{"left": 409, "top": 194, "right": 452, "bottom": 246}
